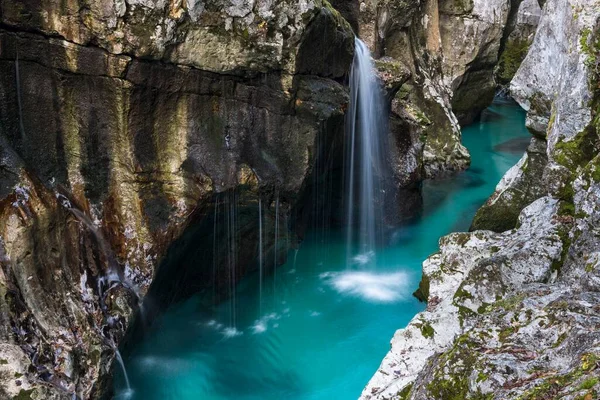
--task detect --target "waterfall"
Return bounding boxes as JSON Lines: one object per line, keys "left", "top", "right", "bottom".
{"left": 114, "top": 349, "right": 133, "bottom": 398}
{"left": 212, "top": 196, "right": 220, "bottom": 305}
{"left": 273, "top": 193, "right": 280, "bottom": 300}
{"left": 345, "top": 38, "right": 386, "bottom": 264}
{"left": 258, "top": 196, "right": 264, "bottom": 314}
{"left": 225, "top": 190, "right": 238, "bottom": 328}
{"left": 15, "top": 51, "right": 26, "bottom": 142}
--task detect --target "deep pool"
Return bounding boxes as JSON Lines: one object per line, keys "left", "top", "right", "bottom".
{"left": 116, "top": 98, "right": 530, "bottom": 400}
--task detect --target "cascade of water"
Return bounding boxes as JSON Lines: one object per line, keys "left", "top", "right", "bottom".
{"left": 293, "top": 248, "right": 299, "bottom": 271}
{"left": 345, "top": 38, "right": 386, "bottom": 264}
{"left": 273, "top": 193, "right": 280, "bottom": 296}
{"left": 212, "top": 195, "right": 220, "bottom": 305}
{"left": 225, "top": 190, "right": 237, "bottom": 328}
{"left": 15, "top": 51, "right": 26, "bottom": 142}
{"left": 114, "top": 349, "right": 132, "bottom": 396}
{"left": 258, "top": 196, "right": 264, "bottom": 314}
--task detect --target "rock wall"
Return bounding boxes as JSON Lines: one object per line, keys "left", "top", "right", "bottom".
{"left": 495, "top": 0, "right": 542, "bottom": 87}
{"left": 0, "top": 1, "right": 356, "bottom": 398}
{"left": 362, "top": 1, "right": 600, "bottom": 399}
{"left": 358, "top": 0, "right": 535, "bottom": 178}
{"left": 367, "top": 0, "right": 470, "bottom": 178}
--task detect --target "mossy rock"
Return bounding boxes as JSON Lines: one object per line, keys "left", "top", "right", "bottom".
{"left": 496, "top": 38, "right": 531, "bottom": 86}
{"left": 413, "top": 273, "right": 430, "bottom": 302}
{"left": 471, "top": 139, "right": 547, "bottom": 233}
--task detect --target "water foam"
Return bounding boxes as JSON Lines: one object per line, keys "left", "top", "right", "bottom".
{"left": 223, "top": 327, "right": 243, "bottom": 338}
{"left": 321, "top": 271, "right": 409, "bottom": 303}
{"left": 352, "top": 251, "right": 375, "bottom": 265}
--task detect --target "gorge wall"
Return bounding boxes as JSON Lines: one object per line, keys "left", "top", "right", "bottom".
{"left": 357, "top": 0, "right": 541, "bottom": 180}
{"left": 362, "top": 0, "right": 600, "bottom": 399}
{"left": 0, "top": 1, "right": 358, "bottom": 398}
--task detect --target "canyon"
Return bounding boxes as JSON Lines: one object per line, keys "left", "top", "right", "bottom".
{"left": 0, "top": 0, "right": 598, "bottom": 399}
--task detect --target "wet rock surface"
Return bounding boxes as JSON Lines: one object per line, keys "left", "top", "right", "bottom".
{"left": 0, "top": 1, "right": 356, "bottom": 398}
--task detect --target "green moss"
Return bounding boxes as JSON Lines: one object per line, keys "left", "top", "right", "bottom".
{"left": 580, "top": 377, "right": 599, "bottom": 390}
{"left": 548, "top": 110, "right": 557, "bottom": 132}
{"left": 13, "top": 389, "right": 35, "bottom": 400}
{"left": 454, "top": 286, "right": 474, "bottom": 302}
{"left": 582, "top": 154, "right": 600, "bottom": 184}
{"left": 90, "top": 349, "right": 101, "bottom": 366}
{"left": 413, "top": 274, "right": 430, "bottom": 302}
{"left": 425, "top": 334, "right": 492, "bottom": 400}
{"left": 580, "top": 27, "right": 600, "bottom": 72}
{"left": 454, "top": 233, "right": 471, "bottom": 247}
{"left": 398, "top": 383, "right": 413, "bottom": 400}
{"left": 477, "top": 303, "right": 491, "bottom": 314}
{"left": 0, "top": 359, "right": 8, "bottom": 365}
{"left": 457, "top": 305, "right": 476, "bottom": 328}
{"left": 552, "top": 332, "right": 568, "bottom": 348}
{"left": 553, "top": 127, "right": 598, "bottom": 171}
{"left": 586, "top": 263, "right": 595, "bottom": 272}
{"left": 492, "top": 293, "right": 526, "bottom": 312}
{"left": 470, "top": 191, "right": 524, "bottom": 233}
{"left": 496, "top": 39, "right": 531, "bottom": 85}
{"left": 551, "top": 220, "right": 573, "bottom": 275}
{"left": 397, "top": 83, "right": 412, "bottom": 101}
{"left": 419, "top": 322, "right": 436, "bottom": 339}
{"left": 558, "top": 200, "right": 575, "bottom": 216}
{"left": 499, "top": 326, "right": 516, "bottom": 343}
{"left": 477, "top": 371, "right": 489, "bottom": 383}
{"left": 518, "top": 353, "right": 600, "bottom": 400}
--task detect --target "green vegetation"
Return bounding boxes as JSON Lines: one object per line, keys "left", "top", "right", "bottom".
{"left": 419, "top": 322, "right": 436, "bottom": 339}
{"left": 413, "top": 274, "right": 430, "bottom": 302}
{"left": 496, "top": 39, "right": 531, "bottom": 85}
{"left": 398, "top": 384, "right": 413, "bottom": 400}
{"left": 518, "top": 353, "right": 599, "bottom": 399}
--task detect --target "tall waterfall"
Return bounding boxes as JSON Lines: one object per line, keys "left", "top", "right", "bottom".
{"left": 345, "top": 38, "right": 387, "bottom": 263}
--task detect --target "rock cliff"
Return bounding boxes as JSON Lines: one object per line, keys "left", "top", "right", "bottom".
{"left": 359, "top": 0, "right": 537, "bottom": 179}
{"left": 362, "top": 0, "right": 600, "bottom": 398}
{"left": 0, "top": 1, "right": 357, "bottom": 398}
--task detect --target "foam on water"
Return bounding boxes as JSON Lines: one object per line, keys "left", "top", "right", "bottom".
{"left": 251, "top": 312, "right": 281, "bottom": 334}
{"left": 114, "top": 388, "right": 134, "bottom": 400}
{"left": 223, "top": 327, "right": 243, "bottom": 338}
{"left": 252, "top": 321, "right": 267, "bottom": 334}
{"left": 321, "top": 271, "right": 410, "bottom": 303}
{"left": 352, "top": 251, "right": 375, "bottom": 265}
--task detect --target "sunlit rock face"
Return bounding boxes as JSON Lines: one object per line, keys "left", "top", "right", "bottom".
{"left": 0, "top": 1, "right": 355, "bottom": 398}
{"left": 363, "top": 1, "right": 600, "bottom": 398}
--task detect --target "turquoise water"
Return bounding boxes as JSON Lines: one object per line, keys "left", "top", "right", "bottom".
{"left": 116, "top": 99, "right": 529, "bottom": 400}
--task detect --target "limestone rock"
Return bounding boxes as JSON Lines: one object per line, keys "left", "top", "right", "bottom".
{"left": 439, "top": 0, "right": 512, "bottom": 125}
{"left": 361, "top": 197, "right": 566, "bottom": 399}
{"left": 510, "top": 0, "right": 595, "bottom": 141}
{"left": 470, "top": 137, "right": 548, "bottom": 232}
{"left": 495, "top": 0, "right": 542, "bottom": 86}
{"left": 363, "top": 2, "right": 600, "bottom": 398}
{"left": 0, "top": 1, "right": 355, "bottom": 397}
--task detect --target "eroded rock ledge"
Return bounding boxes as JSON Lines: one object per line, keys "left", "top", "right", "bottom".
{"left": 362, "top": 0, "right": 600, "bottom": 398}
{"left": 0, "top": 1, "right": 358, "bottom": 398}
